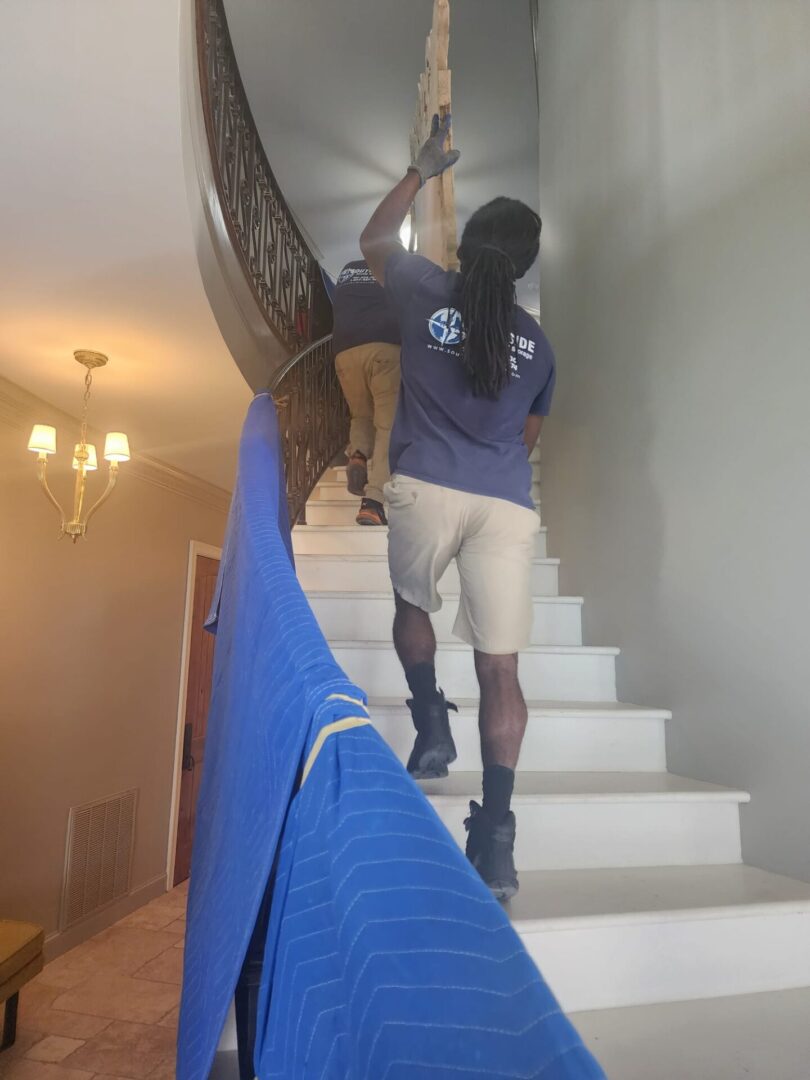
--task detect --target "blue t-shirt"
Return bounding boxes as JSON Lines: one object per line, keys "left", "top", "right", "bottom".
{"left": 331, "top": 260, "right": 401, "bottom": 354}
{"left": 385, "top": 250, "right": 555, "bottom": 510}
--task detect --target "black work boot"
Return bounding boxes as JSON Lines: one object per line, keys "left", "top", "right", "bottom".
{"left": 464, "top": 800, "right": 519, "bottom": 901}
{"left": 346, "top": 451, "right": 368, "bottom": 496}
{"left": 405, "top": 692, "right": 458, "bottom": 779}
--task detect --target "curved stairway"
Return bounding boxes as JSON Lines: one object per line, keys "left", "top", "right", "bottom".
{"left": 293, "top": 451, "right": 810, "bottom": 1071}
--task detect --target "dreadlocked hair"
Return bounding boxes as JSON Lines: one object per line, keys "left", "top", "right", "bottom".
{"left": 456, "top": 197, "right": 542, "bottom": 400}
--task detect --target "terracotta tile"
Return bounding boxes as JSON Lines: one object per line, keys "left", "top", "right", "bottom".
{"left": 24, "top": 1034, "right": 85, "bottom": 1063}
{"left": 145, "top": 893, "right": 186, "bottom": 918}
{"left": 17, "top": 1010, "right": 112, "bottom": 1041}
{"left": 52, "top": 972, "right": 179, "bottom": 1025}
{"left": 134, "top": 947, "right": 184, "bottom": 986}
{"left": 61, "top": 1019, "right": 176, "bottom": 1079}
{"left": 163, "top": 917, "right": 186, "bottom": 935}
{"left": 0, "top": 1025, "right": 41, "bottom": 1065}
{"left": 20, "top": 980, "right": 63, "bottom": 1010}
{"left": 157, "top": 1005, "right": 179, "bottom": 1030}
{"left": 147, "top": 1057, "right": 177, "bottom": 1079}
{"left": 42, "top": 927, "right": 182, "bottom": 991}
{"left": 117, "top": 903, "right": 181, "bottom": 932}
{"left": 0, "top": 1060, "right": 95, "bottom": 1079}
{"left": 17, "top": 985, "right": 113, "bottom": 1040}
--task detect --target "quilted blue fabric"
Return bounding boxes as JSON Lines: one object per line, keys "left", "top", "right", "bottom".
{"left": 177, "top": 393, "right": 604, "bottom": 1079}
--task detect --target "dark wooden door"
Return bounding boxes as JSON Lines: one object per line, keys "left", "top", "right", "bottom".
{"left": 173, "top": 554, "right": 219, "bottom": 885}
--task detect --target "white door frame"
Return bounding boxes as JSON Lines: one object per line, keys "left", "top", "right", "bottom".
{"left": 166, "top": 539, "right": 222, "bottom": 888}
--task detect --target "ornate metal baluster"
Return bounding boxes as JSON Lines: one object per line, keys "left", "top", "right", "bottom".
{"left": 197, "top": 0, "right": 330, "bottom": 354}
{"left": 269, "top": 338, "right": 349, "bottom": 526}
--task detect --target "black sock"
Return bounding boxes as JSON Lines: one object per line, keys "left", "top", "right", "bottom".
{"left": 405, "top": 661, "right": 440, "bottom": 704}
{"left": 482, "top": 765, "right": 515, "bottom": 823}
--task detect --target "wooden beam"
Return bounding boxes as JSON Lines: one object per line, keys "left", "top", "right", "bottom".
{"left": 410, "top": 0, "right": 458, "bottom": 270}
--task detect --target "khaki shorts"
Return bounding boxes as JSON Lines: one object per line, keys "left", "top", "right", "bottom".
{"left": 384, "top": 475, "right": 540, "bottom": 655}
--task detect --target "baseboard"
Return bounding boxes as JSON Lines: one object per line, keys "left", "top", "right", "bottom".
{"left": 43, "top": 873, "right": 168, "bottom": 961}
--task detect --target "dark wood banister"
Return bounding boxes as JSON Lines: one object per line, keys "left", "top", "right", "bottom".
{"left": 196, "top": 0, "right": 348, "bottom": 523}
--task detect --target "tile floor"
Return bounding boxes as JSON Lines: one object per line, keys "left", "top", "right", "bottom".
{"left": 0, "top": 883, "right": 188, "bottom": 1080}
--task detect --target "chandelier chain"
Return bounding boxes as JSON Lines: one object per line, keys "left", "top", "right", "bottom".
{"left": 80, "top": 369, "right": 93, "bottom": 447}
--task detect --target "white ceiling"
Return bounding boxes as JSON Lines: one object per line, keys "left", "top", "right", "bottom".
{"left": 224, "top": 0, "right": 541, "bottom": 309}
{"left": 0, "top": 1, "right": 539, "bottom": 496}
{"left": 0, "top": 2, "right": 252, "bottom": 491}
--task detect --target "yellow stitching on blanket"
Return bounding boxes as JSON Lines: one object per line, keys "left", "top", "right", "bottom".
{"left": 301, "top": 717, "right": 372, "bottom": 785}
{"left": 327, "top": 693, "right": 368, "bottom": 711}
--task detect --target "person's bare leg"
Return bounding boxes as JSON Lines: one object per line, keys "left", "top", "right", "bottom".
{"left": 393, "top": 590, "right": 436, "bottom": 672}
{"left": 393, "top": 592, "right": 457, "bottom": 778}
{"left": 474, "top": 651, "right": 527, "bottom": 771}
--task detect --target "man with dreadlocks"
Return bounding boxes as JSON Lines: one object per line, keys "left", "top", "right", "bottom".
{"left": 360, "top": 115, "right": 554, "bottom": 899}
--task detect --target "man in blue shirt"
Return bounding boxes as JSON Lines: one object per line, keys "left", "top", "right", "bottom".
{"left": 332, "top": 259, "right": 401, "bottom": 525}
{"left": 360, "top": 116, "right": 554, "bottom": 899}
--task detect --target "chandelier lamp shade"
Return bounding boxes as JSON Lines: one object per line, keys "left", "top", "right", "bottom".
{"left": 27, "top": 351, "right": 130, "bottom": 542}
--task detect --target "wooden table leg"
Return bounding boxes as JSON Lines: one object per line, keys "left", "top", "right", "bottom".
{"left": 1, "top": 992, "right": 19, "bottom": 1051}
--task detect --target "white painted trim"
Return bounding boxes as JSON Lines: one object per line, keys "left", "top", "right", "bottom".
{"left": 166, "top": 540, "right": 222, "bottom": 887}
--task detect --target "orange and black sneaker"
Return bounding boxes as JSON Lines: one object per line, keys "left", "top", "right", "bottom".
{"left": 346, "top": 451, "right": 368, "bottom": 496}
{"left": 356, "top": 498, "right": 387, "bottom": 526}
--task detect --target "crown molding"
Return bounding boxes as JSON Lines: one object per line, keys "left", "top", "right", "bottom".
{"left": 0, "top": 376, "right": 232, "bottom": 515}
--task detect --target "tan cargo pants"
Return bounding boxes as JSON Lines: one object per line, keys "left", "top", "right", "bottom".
{"left": 334, "top": 342, "right": 401, "bottom": 504}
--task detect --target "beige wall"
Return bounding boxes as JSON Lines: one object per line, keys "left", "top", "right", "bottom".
{"left": 538, "top": 1, "right": 810, "bottom": 881}
{"left": 0, "top": 380, "right": 229, "bottom": 944}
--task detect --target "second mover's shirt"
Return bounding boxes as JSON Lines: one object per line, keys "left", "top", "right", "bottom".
{"left": 384, "top": 250, "right": 555, "bottom": 510}
{"left": 331, "top": 260, "right": 401, "bottom": 354}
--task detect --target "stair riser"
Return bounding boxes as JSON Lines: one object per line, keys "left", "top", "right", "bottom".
{"left": 373, "top": 709, "right": 667, "bottom": 772}
{"left": 331, "top": 644, "right": 616, "bottom": 700}
{"left": 428, "top": 798, "right": 742, "bottom": 871}
{"left": 293, "top": 528, "right": 548, "bottom": 559}
{"left": 311, "top": 481, "right": 543, "bottom": 503}
{"left": 309, "top": 593, "right": 582, "bottom": 646}
{"left": 527, "top": 910, "right": 810, "bottom": 1012}
{"left": 299, "top": 558, "right": 558, "bottom": 596}
{"left": 306, "top": 501, "right": 542, "bottom": 526}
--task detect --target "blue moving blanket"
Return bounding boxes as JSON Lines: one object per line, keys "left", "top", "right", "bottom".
{"left": 177, "top": 393, "right": 604, "bottom": 1079}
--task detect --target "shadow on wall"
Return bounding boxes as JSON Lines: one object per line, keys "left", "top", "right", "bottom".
{"left": 540, "top": 0, "right": 810, "bottom": 884}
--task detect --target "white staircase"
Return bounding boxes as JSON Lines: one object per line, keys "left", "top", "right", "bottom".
{"left": 293, "top": 457, "right": 810, "bottom": 1077}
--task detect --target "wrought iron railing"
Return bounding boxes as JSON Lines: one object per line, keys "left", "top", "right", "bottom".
{"left": 269, "top": 337, "right": 350, "bottom": 525}
{"left": 196, "top": 0, "right": 348, "bottom": 520}
{"left": 196, "top": 0, "right": 332, "bottom": 351}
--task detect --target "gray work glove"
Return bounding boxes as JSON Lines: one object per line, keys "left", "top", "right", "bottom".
{"left": 410, "top": 113, "right": 460, "bottom": 187}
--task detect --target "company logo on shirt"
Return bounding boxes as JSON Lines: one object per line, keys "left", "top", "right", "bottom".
{"left": 427, "top": 307, "right": 465, "bottom": 346}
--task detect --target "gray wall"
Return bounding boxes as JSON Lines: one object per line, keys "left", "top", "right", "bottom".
{"left": 537, "top": 1, "right": 810, "bottom": 880}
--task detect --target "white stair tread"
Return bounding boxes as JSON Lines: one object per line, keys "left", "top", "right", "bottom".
{"left": 295, "top": 524, "right": 548, "bottom": 534}
{"left": 297, "top": 553, "right": 558, "bottom": 566}
{"left": 573, "top": 987, "right": 810, "bottom": 1080}
{"left": 369, "top": 696, "right": 671, "bottom": 719}
{"left": 331, "top": 640, "right": 617, "bottom": 655}
{"left": 418, "top": 771, "right": 749, "bottom": 803}
{"left": 508, "top": 864, "right": 810, "bottom": 929}
{"left": 308, "top": 589, "right": 582, "bottom": 604}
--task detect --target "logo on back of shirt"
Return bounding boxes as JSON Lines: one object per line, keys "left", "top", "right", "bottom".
{"left": 427, "top": 307, "right": 465, "bottom": 346}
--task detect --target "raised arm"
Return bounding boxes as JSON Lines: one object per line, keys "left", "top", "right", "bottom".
{"left": 360, "top": 113, "right": 460, "bottom": 285}
{"left": 360, "top": 171, "right": 421, "bottom": 285}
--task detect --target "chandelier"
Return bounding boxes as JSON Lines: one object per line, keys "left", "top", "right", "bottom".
{"left": 27, "top": 351, "right": 130, "bottom": 542}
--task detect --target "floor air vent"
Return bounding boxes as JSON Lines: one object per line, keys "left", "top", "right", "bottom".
{"left": 60, "top": 788, "right": 138, "bottom": 930}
